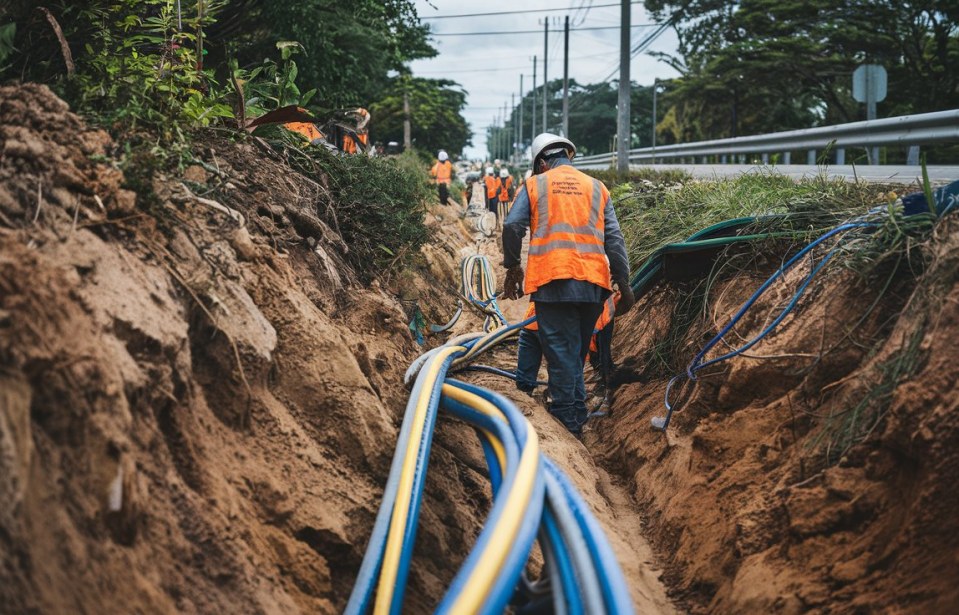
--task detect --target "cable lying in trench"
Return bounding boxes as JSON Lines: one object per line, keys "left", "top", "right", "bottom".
{"left": 650, "top": 179, "right": 959, "bottom": 431}
{"left": 461, "top": 255, "right": 508, "bottom": 332}
{"left": 346, "top": 317, "right": 634, "bottom": 615}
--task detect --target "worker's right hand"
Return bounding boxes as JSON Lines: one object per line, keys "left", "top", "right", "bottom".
{"left": 502, "top": 266, "right": 525, "bottom": 300}
{"left": 615, "top": 279, "right": 636, "bottom": 315}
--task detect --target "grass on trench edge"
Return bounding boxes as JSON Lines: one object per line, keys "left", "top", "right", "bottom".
{"left": 615, "top": 169, "right": 951, "bottom": 465}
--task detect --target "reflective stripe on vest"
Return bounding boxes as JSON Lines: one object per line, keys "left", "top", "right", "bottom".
{"left": 524, "top": 165, "right": 612, "bottom": 293}
{"left": 594, "top": 292, "right": 618, "bottom": 333}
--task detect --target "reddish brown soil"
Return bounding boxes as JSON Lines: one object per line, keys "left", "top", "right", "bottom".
{"left": 594, "top": 219, "right": 959, "bottom": 613}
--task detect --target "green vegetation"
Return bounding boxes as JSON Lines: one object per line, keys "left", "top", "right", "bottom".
{"left": 0, "top": 1, "right": 469, "bottom": 150}
{"left": 618, "top": 170, "right": 955, "bottom": 466}
{"left": 371, "top": 76, "right": 472, "bottom": 157}
{"left": 292, "top": 149, "right": 432, "bottom": 277}
{"left": 644, "top": 0, "right": 959, "bottom": 153}
{"left": 583, "top": 167, "right": 691, "bottom": 191}
{"left": 615, "top": 172, "right": 880, "bottom": 269}
{"left": 0, "top": 1, "right": 461, "bottom": 278}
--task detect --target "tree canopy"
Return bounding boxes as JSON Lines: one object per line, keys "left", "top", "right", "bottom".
{"left": 370, "top": 76, "right": 472, "bottom": 156}
{"left": 645, "top": 0, "right": 959, "bottom": 141}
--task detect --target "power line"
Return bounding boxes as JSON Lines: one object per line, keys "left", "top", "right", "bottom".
{"left": 431, "top": 24, "right": 657, "bottom": 36}
{"left": 420, "top": 1, "right": 644, "bottom": 20}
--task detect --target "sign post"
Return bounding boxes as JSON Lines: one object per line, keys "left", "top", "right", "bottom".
{"left": 853, "top": 64, "right": 887, "bottom": 164}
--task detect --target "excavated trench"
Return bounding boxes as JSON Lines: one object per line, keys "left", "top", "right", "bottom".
{"left": 2, "top": 83, "right": 958, "bottom": 614}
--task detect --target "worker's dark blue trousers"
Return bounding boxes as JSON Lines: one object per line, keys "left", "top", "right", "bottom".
{"left": 515, "top": 327, "right": 542, "bottom": 393}
{"left": 535, "top": 301, "right": 603, "bottom": 434}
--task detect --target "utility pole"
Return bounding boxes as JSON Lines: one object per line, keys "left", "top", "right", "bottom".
{"left": 519, "top": 74, "right": 524, "bottom": 160}
{"left": 532, "top": 56, "right": 537, "bottom": 136}
{"left": 403, "top": 88, "right": 411, "bottom": 150}
{"left": 562, "top": 15, "right": 570, "bottom": 137}
{"left": 502, "top": 102, "right": 508, "bottom": 161}
{"left": 652, "top": 79, "right": 658, "bottom": 164}
{"left": 616, "top": 0, "right": 630, "bottom": 173}
{"left": 490, "top": 115, "right": 496, "bottom": 160}
{"left": 542, "top": 19, "right": 549, "bottom": 133}
{"left": 512, "top": 93, "right": 518, "bottom": 163}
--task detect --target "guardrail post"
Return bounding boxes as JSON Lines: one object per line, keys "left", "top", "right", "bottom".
{"left": 807, "top": 150, "right": 816, "bottom": 165}
{"left": 907, "top": 145, "right": 920, "bottom": 165}
{"left": 761, "top": 153, "right": 769, "bottom": 164}
{"left": 721, "top": 154, "right": 727, "bottom": 164}
{"left": 836, "top": 148, "right": 845, "bottom": 165}
{"left": 784, "top": 152, "right": 791, "bottom": 164}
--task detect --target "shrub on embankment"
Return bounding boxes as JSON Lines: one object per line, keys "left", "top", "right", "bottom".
{"left": 288, "top": 147, "right": 433, "bottom": 278}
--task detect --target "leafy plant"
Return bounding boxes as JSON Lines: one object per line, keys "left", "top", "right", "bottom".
{"left": 0, "top": 22, "right": 15, "bottom": 71}
{"left": 62, "top": 0, "right": 232, "bottom": 137}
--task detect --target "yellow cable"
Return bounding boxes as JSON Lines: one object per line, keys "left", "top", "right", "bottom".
{"left": 477, "top": 428, "right": 507, "bottom": 478}
{"left": 374, "top": 345, "right": 464, "bottom": 614}
{"left": 441, "top": 385, "right": 541, "bottom": 614}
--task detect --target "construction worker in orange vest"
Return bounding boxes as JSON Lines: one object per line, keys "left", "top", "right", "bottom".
{"left": 501, "top": 133, "right": 636, "bottom": 436}
{"left": 341, "top": 107, "right": 370, "bottom": 154}
{"left": 430, "top": 150, "right": 453, "bottom": 205}
{"left": 495, "top": 167, "right": 515, "bottom": 224}
{"left": 585, "top": 291, "right": 619, "bottom": 416}
{"left": 483, "top": 166, "right": 499, "bottom": 214}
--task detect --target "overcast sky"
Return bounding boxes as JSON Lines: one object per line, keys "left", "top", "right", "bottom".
{"left": 409, "top": 0, "right": 680, "bottom": 159}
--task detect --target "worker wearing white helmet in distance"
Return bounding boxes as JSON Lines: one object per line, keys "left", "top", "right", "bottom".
{"left": 430, "top": 150, "right": 453, "bottom": 205}
{"left": 484, "top": 166, "right": 498, "bottom": 214}
{"left": 494, "top": 167, "right": 514, "bottom": 223}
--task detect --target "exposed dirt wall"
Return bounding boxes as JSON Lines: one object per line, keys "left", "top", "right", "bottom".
{"left": 596, "top": 219, "right": 959, "bottom": 613}
{"left": 0, "top": 83, "right": 491, "bottom": 614}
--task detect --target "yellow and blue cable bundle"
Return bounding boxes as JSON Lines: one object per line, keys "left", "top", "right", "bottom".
{"left": 345, "top": 317, "right": 635, "bottom": 615}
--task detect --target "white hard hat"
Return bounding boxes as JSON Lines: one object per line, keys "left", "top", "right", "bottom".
{"left": 438, "top": 150, "right": 448, "bottom": 161}
{"left": 485, "top": 166, "right": 494, "bottom": 175}
{"left": 499, "top": 168, "right": 509, "bottom": 178}
{"left": 530, "top": 132, "right": 576, "bottom": 166}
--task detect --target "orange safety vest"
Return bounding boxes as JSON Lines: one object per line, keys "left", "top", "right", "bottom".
{"left": 343, "top": 132, "right": 368, "bottom": 153}
{"left": 484, "top": 175, "right": 498, "bottom": 199}
{"left": 524, "top": 165, "right": 612, "bottom": 295}
{"left": 589, "top": 291, "right": 619, "bottom": 353}
{"left": 284, "top": 121, "right": 324, "bottom": 143}
{"left": 430, "top": 160, "right": 453, "bottom": 184}
{"left": 497, "top": 176, "right": 513, "bottom": 202}
{"left": 523, "top": 301, "right": 538, "bottom": 331}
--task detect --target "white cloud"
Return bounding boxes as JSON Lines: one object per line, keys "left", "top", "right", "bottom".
{"left": 409, "top": 0, "right": 680, "bottom": 159}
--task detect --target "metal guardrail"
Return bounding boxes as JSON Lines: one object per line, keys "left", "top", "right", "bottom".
{"left": 574, "top": 109, "right": 959, "bottom": 168}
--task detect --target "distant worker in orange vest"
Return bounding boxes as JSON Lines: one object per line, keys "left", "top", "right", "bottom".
{"left": 495, "top": 167, "right": 515, "bottom": 224}
{"left": 483, "top": 166, "right": 498, "bottom": 215}
{"left": 340, "top": 107, "right": 370, "bottom": 154}
{"left": 501, "top": 133, "right": 636, "bottom": 436}
{"left": 430, "top": 150, "right": 453, "bottom": 205}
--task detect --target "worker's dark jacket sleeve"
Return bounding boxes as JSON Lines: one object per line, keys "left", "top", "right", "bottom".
{"left": 603, "top": 195, "right": 630, "bottom": 283}
{"left": 502, "top": 185, "right": 531, "bottom": 268}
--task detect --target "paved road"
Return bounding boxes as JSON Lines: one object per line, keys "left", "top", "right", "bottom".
{"left": 578, "top": 163, "right": 958, "bottom": 186}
